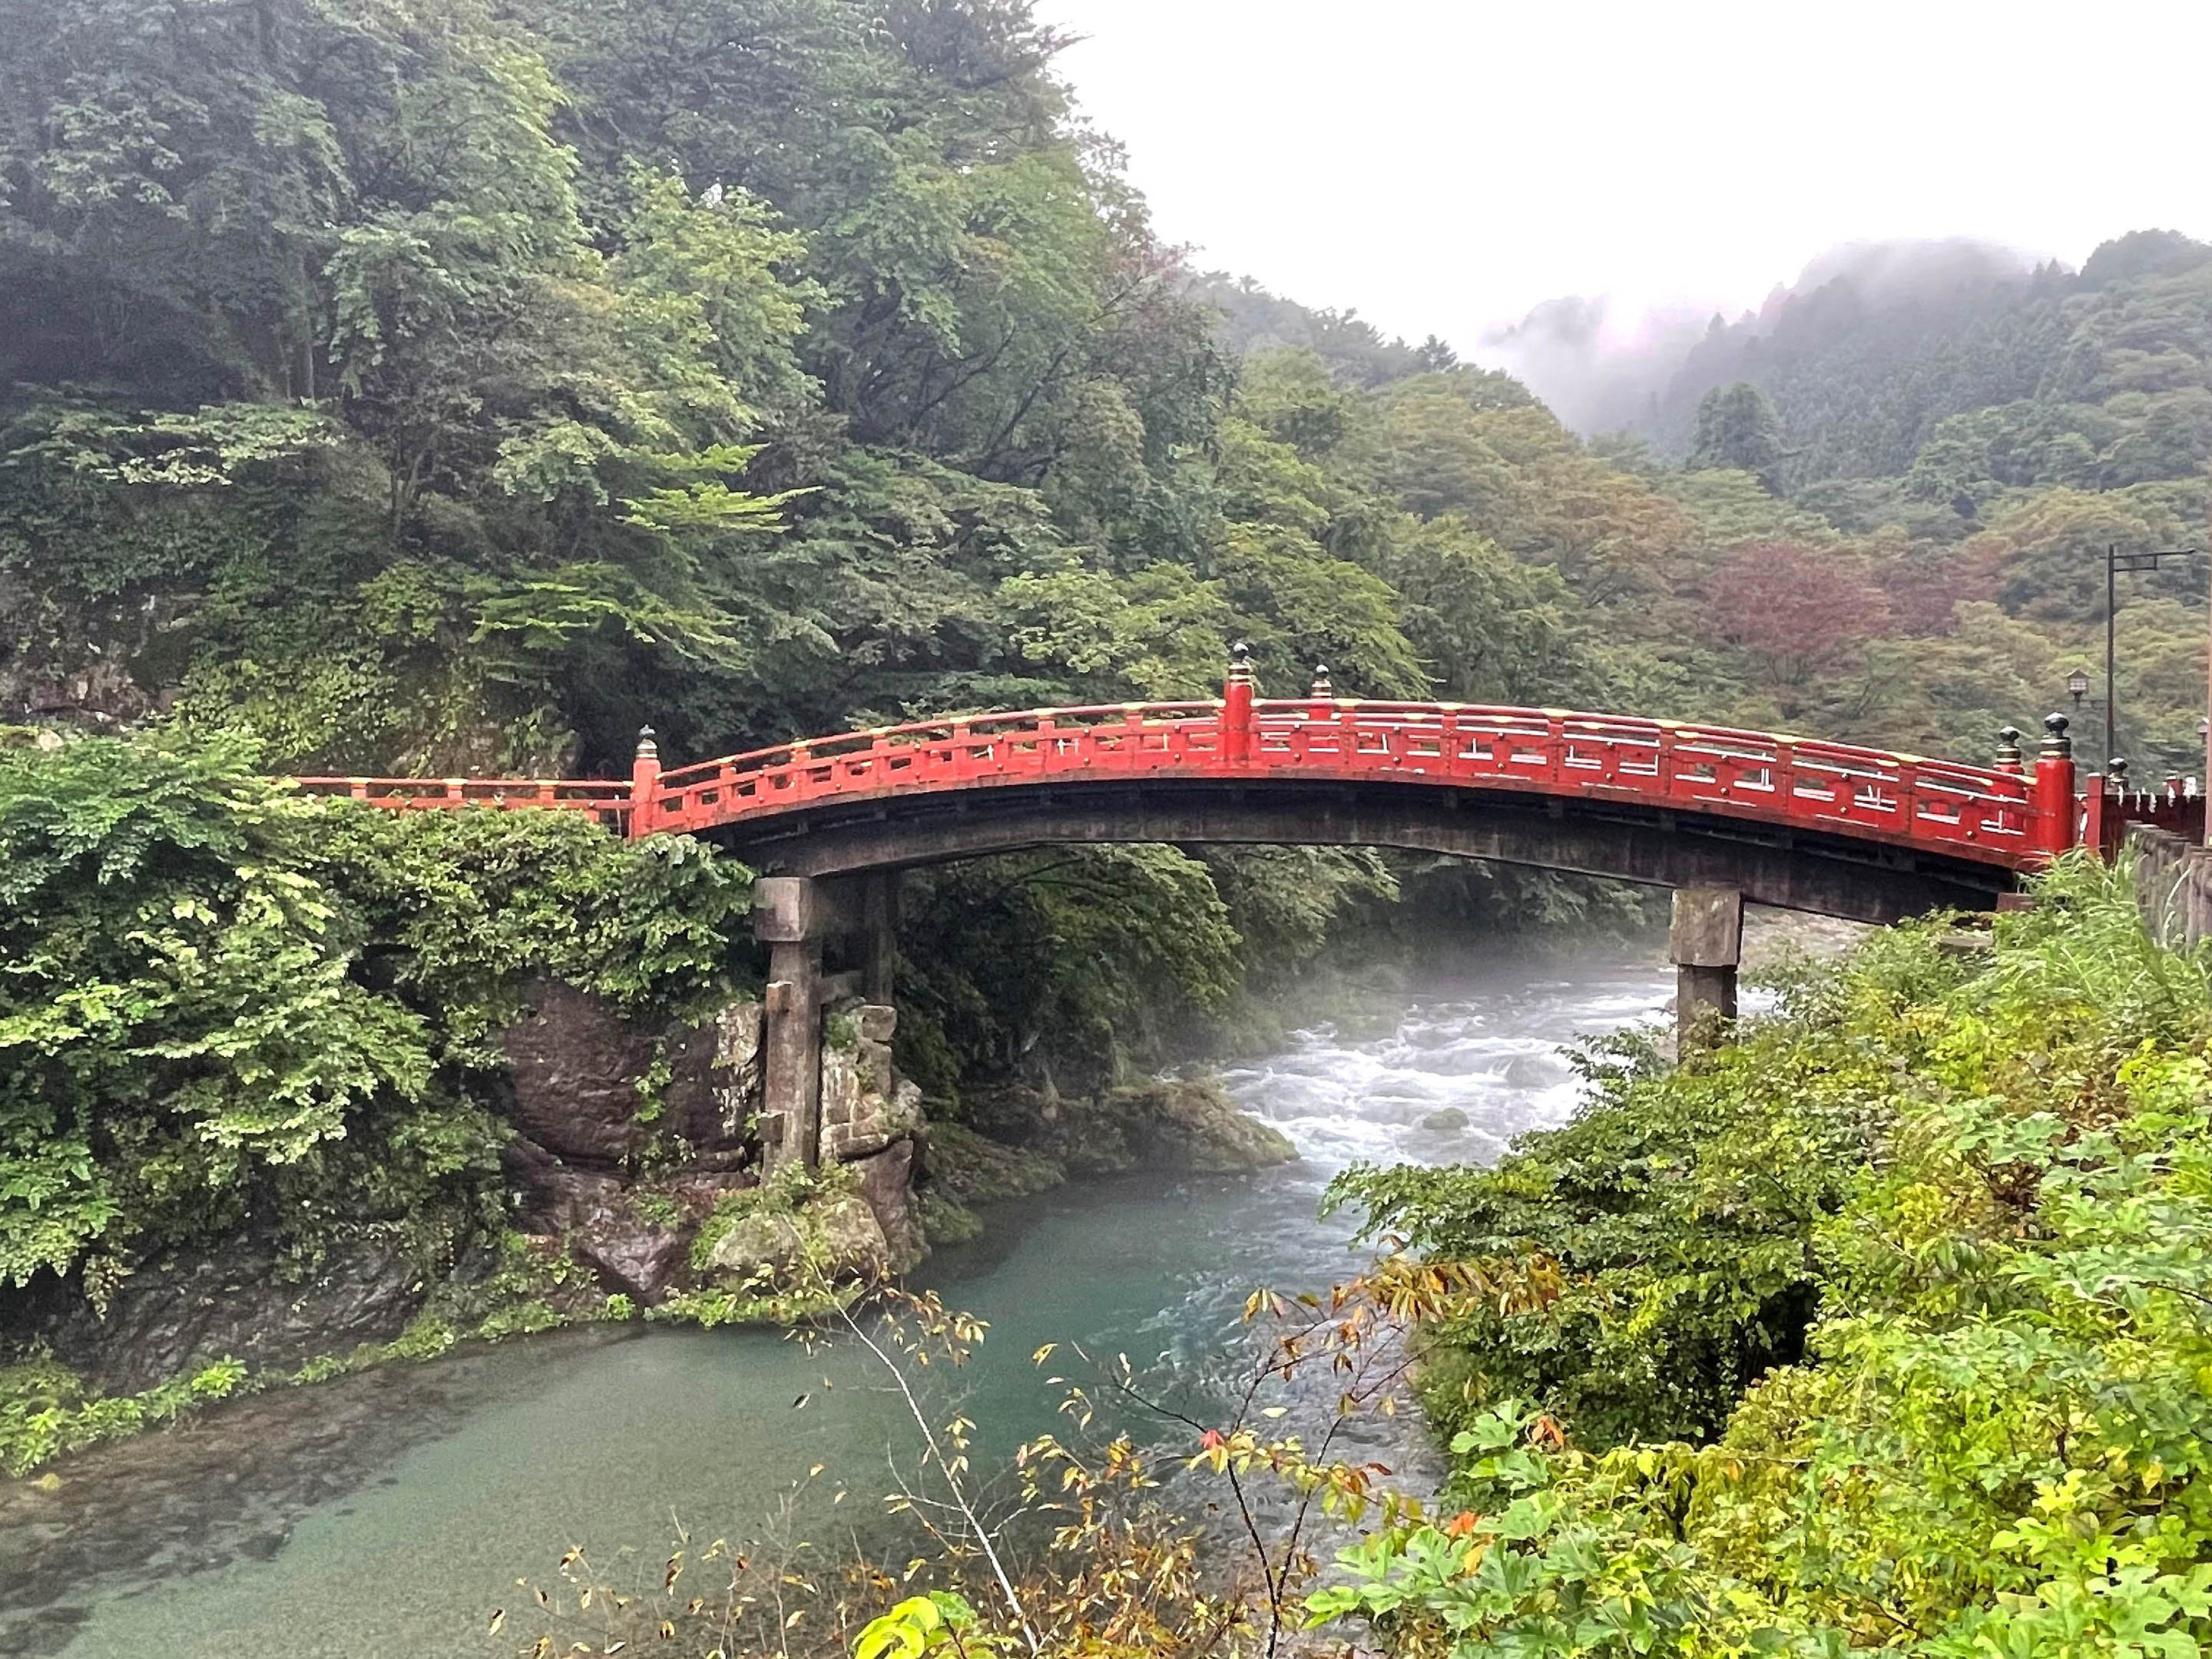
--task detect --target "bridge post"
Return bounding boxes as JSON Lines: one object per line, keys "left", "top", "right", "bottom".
{"left": 1224, "top": 641, "right": 1257, "bottom": 763}
{"left": 630, "top": 727, "right": 661, "bottom": 840}
{"left": 2030, "top": 713, "right": 2077, "bottom": 859}
{"left": 1671, "top": 886, "right": 1743, "bottom": 1051}
{"left": 754, "top": 876, "right": 825, "bottom": 1170}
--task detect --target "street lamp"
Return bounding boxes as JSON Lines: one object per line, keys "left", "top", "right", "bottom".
{"left": 2067, "top": 668, "right": 2090, "bottom": 709}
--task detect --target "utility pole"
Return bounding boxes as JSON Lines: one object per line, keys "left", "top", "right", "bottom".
{"left": 2105, "top": 542, "right": 2202, "bottom": 775}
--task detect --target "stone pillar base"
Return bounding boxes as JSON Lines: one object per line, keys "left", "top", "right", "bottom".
{"left": 1670, "top": 886, "right": 1743, "bottom": 1051}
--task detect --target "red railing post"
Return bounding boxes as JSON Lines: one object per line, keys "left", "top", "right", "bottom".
{"left": 631, "top": 726, "right": 661, "bottom": 839}
{"left": 2029, "top": 712, "right": 2078, "bottom": 859}
{"left": 1992, "top": 726, "right": 2024, "bottom": 778}
{"left": 1223, "top": 641, "right": 1257, "bottom": 765}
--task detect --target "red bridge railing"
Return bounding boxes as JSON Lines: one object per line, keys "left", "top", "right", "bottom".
{"left": 623, "top": 701, "right": 2051, "bottom": 866}
{"left": 296, "top": 666, "right": 2104, "bottom": 871}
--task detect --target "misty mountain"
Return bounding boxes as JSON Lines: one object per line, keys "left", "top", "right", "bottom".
{"left": 1485, "top": 231, "right": 2212, "bottom": 491}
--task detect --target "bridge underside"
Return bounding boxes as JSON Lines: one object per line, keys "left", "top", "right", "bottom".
{"left": 717, "top": 778, "right": 2017, "bottom": 926}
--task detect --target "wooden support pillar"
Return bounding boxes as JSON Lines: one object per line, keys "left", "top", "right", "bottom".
{"left": 755, "top": 876, "right": 826, "bottom": 1171}
{"left": 1671, "top": 886, "right": 1743, "bottom": 1051}
{"left": 862, "top": 869, "right": 901, "bottom": 1005}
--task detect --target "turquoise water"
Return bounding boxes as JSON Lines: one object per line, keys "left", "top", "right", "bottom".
{"left": 20, "top": 953, "right": 1674, "bottom": 1659}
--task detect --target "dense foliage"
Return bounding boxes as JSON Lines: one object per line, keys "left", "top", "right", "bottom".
{"left": 1318, "top": 858, "right": 2212, "bottom": 1655}
{"left": 0, "top": 731, "right": 750, "bottom": 1301}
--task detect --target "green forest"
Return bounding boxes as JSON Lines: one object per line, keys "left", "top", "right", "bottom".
{"left": 6, "top": 1, "right": 2212, "bottom": 1655}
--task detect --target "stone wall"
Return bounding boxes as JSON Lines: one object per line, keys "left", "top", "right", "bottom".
{"left": 820, "top": 1003, "right": 922, "bottom": 1161}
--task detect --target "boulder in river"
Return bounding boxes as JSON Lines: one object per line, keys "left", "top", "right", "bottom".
{"left": 1421, "top": 1107, "right": 1471, "bottom": 1134}
{"left": 1048, "top": 1078, "right": 1298, "bottom": 1174}
{"left": 704, "top": 1189, "right": 889, "bottom": 1296}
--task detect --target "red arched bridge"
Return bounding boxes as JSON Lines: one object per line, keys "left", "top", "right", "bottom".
{"left": 294, "top": 658, "right": 2197, "bottom": 1167}
{"left": 296, "top": 661, "right": 2184, "bottom": 925}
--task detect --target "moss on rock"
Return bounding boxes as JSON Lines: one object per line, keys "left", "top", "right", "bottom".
{"left": 917, "top": 1191, "right": 985, "bottom": 1247}
{"left": 922, "top": 1123, "right": 1068, "bottom": 1206}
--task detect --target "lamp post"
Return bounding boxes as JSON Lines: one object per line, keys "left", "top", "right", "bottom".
{"left": 2104, "top": 542, "right": 2202, "bottom": 775}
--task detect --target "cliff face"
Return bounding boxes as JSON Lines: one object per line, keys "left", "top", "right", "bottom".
{"left": 16, "top": 984, "right": 928, "bottom": 1420}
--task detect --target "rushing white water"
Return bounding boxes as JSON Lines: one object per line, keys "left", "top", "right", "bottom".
{"left": 18, "top": 950, "right": 1675, "bottom": 1659}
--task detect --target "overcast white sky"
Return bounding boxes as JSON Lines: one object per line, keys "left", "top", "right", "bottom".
{"left": 1034, "top": 0, "right": 2212, "bottom": 353}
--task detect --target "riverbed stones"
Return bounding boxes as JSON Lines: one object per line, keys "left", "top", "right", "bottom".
{"left": 1421, "top": 1107, "right": 1470, "bottom": 1134}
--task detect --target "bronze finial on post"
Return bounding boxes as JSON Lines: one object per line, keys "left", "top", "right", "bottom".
{"left": 1994, "top": 725, "right": 2023, "bottom": 775}
{"left": 1310, "top": 663, "right": 1333, "bottom": 700}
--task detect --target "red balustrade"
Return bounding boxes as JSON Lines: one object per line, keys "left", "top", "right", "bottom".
{"left": 296, "top": 697, "right": 2077, "bottom": 869}
{"left": 290, "top": 775, "right": 634, "bottom": 831}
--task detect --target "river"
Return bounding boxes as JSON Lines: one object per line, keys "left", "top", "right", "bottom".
{"left": 6, "top": 949, "right": 1677, "bottom": 1659}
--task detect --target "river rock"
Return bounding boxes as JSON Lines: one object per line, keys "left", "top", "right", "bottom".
{"left": 41, "top": 1234, "right": 426, "bottom": 1396}
{"left": 504, "top": 1137, "right": 624, "bottom": 1233}
{"left": 923, "top": 1123, "right": 1068, "bottom": 1205}
{"left": 1052, "top": 1079, "right": 1297, "bottom": 1174}
{"left": 571, "top": 1217, "right": 687, "bottom": 1302}
{"left": 666, "top": 996, "right": 763, "bottom": 1154}
{"left": 812, "top": 1194, "right": 891, "bottom": 1280}
{"left": 849, "top": 1138, "right": 926, "bottom": 1273}
{"left": 1421, "top": 1107, "right": 1470, "bottom": 1134}
{"left": 498, "top": 984, "right": 763, "bottom": 1168}
{"left": 706, "top": 1194, "right": 889, "bottom": 1290}
{"left": 498, "top": 982, "right": 659, "bottom": 1164}
{"left": 707, "top": 1212, "right": 810, "bottom": 1285}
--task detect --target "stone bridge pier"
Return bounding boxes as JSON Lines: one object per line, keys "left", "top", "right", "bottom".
{"left": 1670, "top": 886, "right": 1743, "bottom": 1050}
{"left": 752, "top": 871, "right": 902, "bottom": 1171}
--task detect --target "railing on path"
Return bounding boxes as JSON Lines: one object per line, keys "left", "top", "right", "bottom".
{"left": 293, "top": 657, "right": 2104, "bottom": 871}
